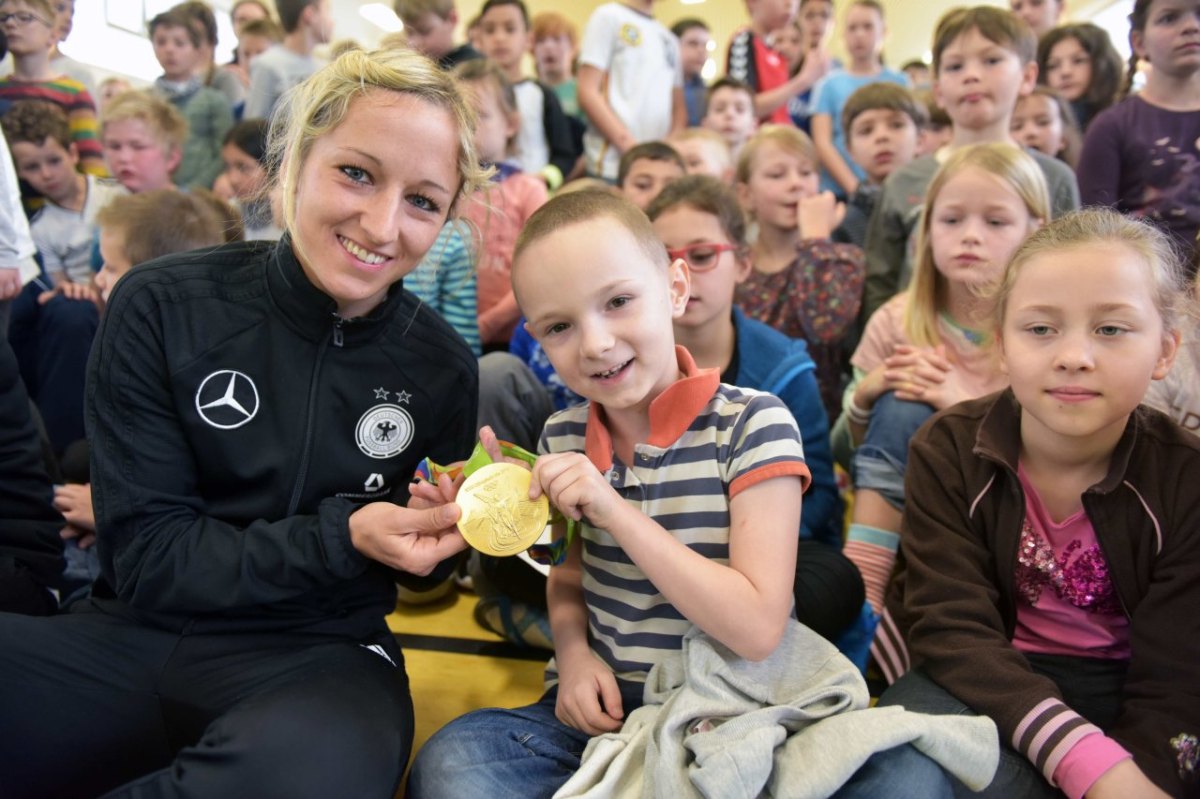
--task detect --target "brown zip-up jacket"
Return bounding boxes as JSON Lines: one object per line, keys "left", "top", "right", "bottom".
{"left": 876, "top": 390, "right": 1200, "bottom": 797}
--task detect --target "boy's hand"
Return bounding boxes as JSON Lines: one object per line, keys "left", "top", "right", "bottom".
{"left": 531, "top": 452, "right": 620, "bottom": 530}
{"left": 555, "top": 652, "right": 625, "bottom": 736}
{"left": 795, "top": 47, "right": 832, "bottom": 89}
{"left": 0, "top": 267, "right": 21, "bottom": 300}
{"left": 38, "top": 282, "right": 101, "bottom": 307}
{"left": 53, "top": 483, "right": 96, "bottom": 532}
{"left": 797, "top": 191, "right": 845, "bottom": 239}
{"left": 60, "top": 523, "right": 96, "bottom": 550}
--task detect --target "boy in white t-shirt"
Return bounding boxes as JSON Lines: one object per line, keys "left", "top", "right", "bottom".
{"left": 475, "top": 0, "right": 580, "bottom": 190}
{"left": 576, "top": 0, "right": 685, "bottom": 181}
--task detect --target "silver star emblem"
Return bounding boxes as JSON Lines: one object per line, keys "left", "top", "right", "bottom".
{"left": 374, "top": 387, "right": 389, "bottom": 400}
{"left": 396, "top": 390, "right": 412, "bottom": 404}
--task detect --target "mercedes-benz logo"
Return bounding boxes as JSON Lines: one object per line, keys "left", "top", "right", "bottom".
{"left": 195, "top": 370, "right": 260, "bottom": 429}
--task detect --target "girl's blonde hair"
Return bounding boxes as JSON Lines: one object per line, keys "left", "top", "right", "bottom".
{"left": 734, "top": 124, "right": 816, "bottom": 186}
{"left": 904, "top": 142, "right": 1050, "bottom": 347}
{"left": 266, "top": 47, "right": 490, "bottom": 257}
{"left": 993, "top": 207, "right": 1187, "bottom": 333}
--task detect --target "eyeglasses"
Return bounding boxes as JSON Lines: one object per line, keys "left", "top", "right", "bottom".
{"left": 0, "top": 11, "right": 52, "bottom": 26}
{"left": 665, "top": 242, "right": 738, "bottom": 272}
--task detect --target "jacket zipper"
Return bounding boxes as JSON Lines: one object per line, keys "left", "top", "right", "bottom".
{"left": 286, "top": 320, "right": 339, "bottom": 515}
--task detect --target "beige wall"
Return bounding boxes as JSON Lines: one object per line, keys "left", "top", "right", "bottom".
{"left": 453, "top": 0, "right": 1120, "bottom": 74}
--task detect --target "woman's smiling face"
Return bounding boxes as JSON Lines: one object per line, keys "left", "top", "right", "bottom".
{"left": 291, "top": 90, "right": 461, "bottom": 318}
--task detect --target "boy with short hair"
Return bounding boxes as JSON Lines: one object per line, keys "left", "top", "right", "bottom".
{"left": 836, "top": 82, "right": 924, "bottom": 248}
{"left": 476, "top": 0, "right": 579, "bottom": 190}
{"left": 668, "top": 127, "right": 733, "bottom": 182}
{"left": 899, "top": 58, "right": 930, "bottom": 88}
{"left": 671, "top": 17, "right": 710, "bottom": 127}
{"left": 394, "top": 0, "right": 480, "bottom": 69}
{"left": 409, "top": 189, "right": 967, "bottom": 798}
{"left": 809, "top": 0, "right": 908, "bottom": 196}
{"left": 148, "top": 7, "right": 233, "bottom": 190}
{"left": 531, "top": 11, "right": 580, "bottom": 119}
{"left": 243, "top": 0, "right": 333, "bottom": 119}
{"left": 861, "top": 5, "right": 1080, "bottom": 322}
{"left": 100, "top": 89, "right": 186, "bottom": 194}
{"left": 702, "top": 77, "right": 757, "bottom": 162}
{"left": 93, "top": 189, "right": 229, "bottom": 302}
{"left": 1, "top": 100, "right": 124, "bottom": 286}
{"left": 0, "top": 0, "right": 104, "bottom": 175}
{"left": 44, "top": 188, "right": 233, "bottom": 571}
{"left": 576, "top": 0, "right": 685, "bottom": 182}
{"left": 617, "top": 140, "right": 684, "bottom": 210}
{"left": 409, "top": 189, "right": 812, "bottom": 798}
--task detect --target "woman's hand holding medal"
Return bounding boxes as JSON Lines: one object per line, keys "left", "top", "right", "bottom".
{"left": 348, "top": 474, "right": 468, "bottom": 576}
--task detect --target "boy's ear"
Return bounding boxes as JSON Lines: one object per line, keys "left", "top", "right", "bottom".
{"left": 447, "top": 8, "right": 459, "bottom": 25}
{"left": 66, "top": 141, "right": 80, "bottom": 164}
{"left": 667, "top": 257, "right": 691, "bottom": 318}
{"left": 1017, "top": 59, "right": 1038, "bottom": 97}
{"left": 165, "top": 146, "right": 183, "bottom": 174}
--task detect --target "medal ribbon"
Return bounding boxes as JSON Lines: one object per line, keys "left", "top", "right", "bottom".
{"left": 415, "top": 440, "right": 576, "bottom": 566}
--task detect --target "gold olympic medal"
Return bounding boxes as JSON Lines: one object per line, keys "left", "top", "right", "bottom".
{"left": 456, "top": 462, "right": 549, "bottom": 557}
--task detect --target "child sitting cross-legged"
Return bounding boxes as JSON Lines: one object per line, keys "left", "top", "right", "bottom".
{"left": 49, "top": 188, "right": 235, "bottom": 589}
{"left": 407, "top": 190, "right": 999, "bottom": 799}
{"left": 2, "top": 101, "right": 124, "bottom": 456}
{"left": 734, "top": 124, "right": 866, "bottom": 420}
{"left": 876, "top": 209, "right": 1199, "bottom": 799}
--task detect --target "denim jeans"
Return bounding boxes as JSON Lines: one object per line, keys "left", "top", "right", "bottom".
{"left": 408, "top": 683, "right": 954, "bottom": 799}
{"left": 878, "top": 669, "right": 1059, "bottom": 799}
{"left": 852, "top": 392, "right": 935, "bottom": 510}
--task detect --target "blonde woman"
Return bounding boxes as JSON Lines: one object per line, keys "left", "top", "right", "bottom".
{"left": 0, "top": 47, "right": 489, "bottom": 797}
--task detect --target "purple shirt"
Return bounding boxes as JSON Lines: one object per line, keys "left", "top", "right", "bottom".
{"left": 1078, "top": 95, "right": 1200, "bottom": 262}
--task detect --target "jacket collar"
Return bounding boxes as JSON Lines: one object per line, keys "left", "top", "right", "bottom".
{"left": 583, "top": 346, "right": 720, "bottom": 472}
{"left": 265, "top": 235, "right": 407, "bottom": 345}
{"left": 974, "top": 388, "right": 1141, "bottom": 495}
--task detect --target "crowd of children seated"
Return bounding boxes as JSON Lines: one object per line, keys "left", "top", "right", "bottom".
{"left": 1, "top": 0, "right": 1198, "bottom": 795}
